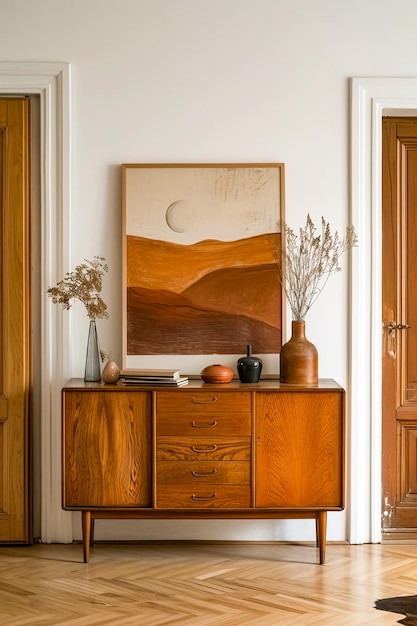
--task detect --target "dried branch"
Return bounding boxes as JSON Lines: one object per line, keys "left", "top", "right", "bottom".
{"left": 280, "top": 215, "right": 357, "bottom": 321}
{"left": 47, "top": 256, "right": 109, "bottom": 320}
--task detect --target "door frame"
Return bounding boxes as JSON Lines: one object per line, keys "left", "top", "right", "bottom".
{"left": 0, "top": 62, "right": 72, "bottom": 543}
{"left": 351, "top": 77, "right": 417, "bottom": 544}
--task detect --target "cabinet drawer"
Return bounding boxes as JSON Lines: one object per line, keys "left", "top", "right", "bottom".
{"left": 156, "top": 412, "right": 251, "bottom": 436}
{"left": 156, "top": 391, "right": 251, "bottom": 414}
{"left": 156, "top": 437, "right": 251, "bottom": 461}
{"left": 157, "top": 461, "right": 251, "bottom": 484}
{"left": 156, "top": 485, "right": 251, "bottom": 508}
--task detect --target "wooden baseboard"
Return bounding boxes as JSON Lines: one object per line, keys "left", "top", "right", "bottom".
{"left": 382, "top": 528, "right": 417, "bottom": 543}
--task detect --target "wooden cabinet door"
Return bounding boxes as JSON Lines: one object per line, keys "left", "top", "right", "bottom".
{"left": 62, "top": 391, "right": 152, "bottom": 508}
{"left": 255, "top": 392, "right": 344, "bottom": 508}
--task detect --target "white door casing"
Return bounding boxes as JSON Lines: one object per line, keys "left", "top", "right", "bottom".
{"left": 350, "top": 77, "right": 417, "bottom": 544}
{"left": 0, "top": 62, "right": 72, "bottom": 543}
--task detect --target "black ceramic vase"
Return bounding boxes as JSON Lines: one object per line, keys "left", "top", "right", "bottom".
{"left": 237, "top": 345, "right": 262, "bottom": 383}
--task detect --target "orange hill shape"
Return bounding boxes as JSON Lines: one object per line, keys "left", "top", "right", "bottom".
{"left": 126, "top": 233, "right": 280, "bottom": 293}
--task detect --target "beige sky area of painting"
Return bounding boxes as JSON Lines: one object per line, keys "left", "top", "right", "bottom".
{"left": 125, "top": 167, "right": 281, "bottom": 244}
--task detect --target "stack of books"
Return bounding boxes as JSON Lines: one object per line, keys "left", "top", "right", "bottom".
{"left": 119, "top": 368, "right": 189, "bottom": 387}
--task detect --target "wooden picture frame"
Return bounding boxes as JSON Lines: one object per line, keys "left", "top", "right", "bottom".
{"left": 122, "top": 163, "right": 285, "bottom": 375}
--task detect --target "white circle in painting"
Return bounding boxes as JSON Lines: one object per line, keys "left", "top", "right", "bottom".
{"left": 166, "top": 200, "right": 197, "bottom": 233}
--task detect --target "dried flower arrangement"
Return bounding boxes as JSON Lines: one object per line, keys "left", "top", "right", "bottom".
{"left": 281, "top": 214, "right": 357, "bottom": 321}
{"left": 47, "top": 256, "right": 109, "bottom": 321}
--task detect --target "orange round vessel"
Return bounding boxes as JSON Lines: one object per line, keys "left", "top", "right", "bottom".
{"left": 200, "top": 364, "right": 234, "bottom": 383}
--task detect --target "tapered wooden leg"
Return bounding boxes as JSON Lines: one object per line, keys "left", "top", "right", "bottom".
{"left": 90, "top": 518, "right": 95, "bottom": 547}
{"left": 316, "top": 511, "right": 327, "bottom": 564}
{"left": 82, "top": 511, "right": 91, "bottom": 563}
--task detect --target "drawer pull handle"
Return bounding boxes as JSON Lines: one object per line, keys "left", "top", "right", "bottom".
{"left": 192, "top": 420, "right": 218, "bottom": 428}
{"left": 192, "top": 493, "right": 217, "bottom": 501}
{"left": 192, "top": 469, "right": 218, "bottom": 477}
{"left": 191, "top": 444, "right": 218, "bottom": 453}
{"left": 191, "top": 396, "right": 217, "bottom": 404}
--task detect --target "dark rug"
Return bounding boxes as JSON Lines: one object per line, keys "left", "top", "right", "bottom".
{"left": 375, "top": 596, "right": 417, "bottom": 625}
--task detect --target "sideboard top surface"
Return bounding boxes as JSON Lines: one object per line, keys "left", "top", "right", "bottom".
{"left": 62, "top": 378, "right": 344, "bottom": 392}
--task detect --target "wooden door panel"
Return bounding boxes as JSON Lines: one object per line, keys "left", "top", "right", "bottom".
{"left": 0, "top": 125, "right": 3, "bottom": 388}
{"left": 382, "top": 117, "right": 417, "bottom": 531}
{"left": 382, "top": 119, "right": 399, "bottom": 507}
{"left": 399, "top": 422, "right": 417, "bottom": 502}
{"left": 406, "top": 147, "right": 417, "bottom": 401}
{"left": 0, "top": 99, "right": 31, "bottom": 543}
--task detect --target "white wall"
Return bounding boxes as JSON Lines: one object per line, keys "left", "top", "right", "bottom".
{"left": 2, "top": 0, "right": 416, "bottom": 543}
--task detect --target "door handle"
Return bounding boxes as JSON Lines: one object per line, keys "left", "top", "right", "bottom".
{"left": 387, "top": 321, "right": 410, "bottom": 331}
{"left": 385, "top": 321, "right": 410, "bottom": 358}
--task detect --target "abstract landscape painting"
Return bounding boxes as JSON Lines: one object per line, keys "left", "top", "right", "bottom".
{"left": 122, "top": 164, "right": 284, "bottom": 371}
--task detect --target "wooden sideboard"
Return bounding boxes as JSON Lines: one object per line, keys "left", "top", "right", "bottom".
{"left": 62, "top": 378, "right": 345, "bottom": 563}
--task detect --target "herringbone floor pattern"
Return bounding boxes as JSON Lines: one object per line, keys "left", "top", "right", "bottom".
{"left": 0, "top": 541, "right": 415, "bottom": 625}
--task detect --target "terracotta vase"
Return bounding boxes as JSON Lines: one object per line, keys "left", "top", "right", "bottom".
{"left": 101, "top": 360, "right": 120, "bottom": 384}
{"left": 280, "top": 320, "right": 318, "bottom": 385}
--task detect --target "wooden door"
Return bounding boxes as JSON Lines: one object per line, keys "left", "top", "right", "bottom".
{"left": 382, "top": 117, "right": 417, "bottom": 533}
{"left": 0, "top": 98, "right": 31, "bottom": 543}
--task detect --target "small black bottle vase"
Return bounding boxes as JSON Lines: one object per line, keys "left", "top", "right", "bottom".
{"left": 237, "top": 345, "right": 262, "bottom": 383}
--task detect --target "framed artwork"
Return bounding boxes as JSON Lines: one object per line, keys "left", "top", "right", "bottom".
{"left": 122, "top": 163, "right": 285, "bottom": 375}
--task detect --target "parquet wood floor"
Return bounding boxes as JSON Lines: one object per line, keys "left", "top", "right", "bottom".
{"left": 0, "top": 541, "right": 415, "bottom": 625}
